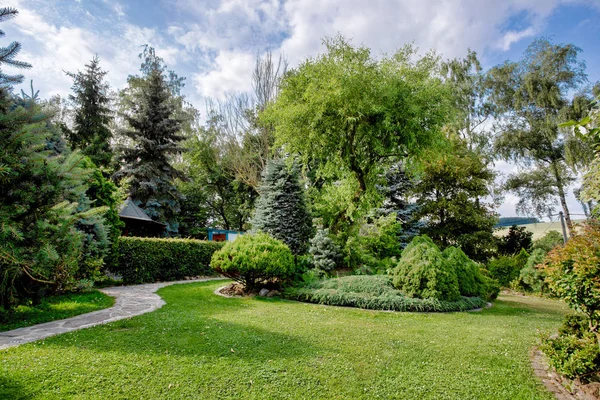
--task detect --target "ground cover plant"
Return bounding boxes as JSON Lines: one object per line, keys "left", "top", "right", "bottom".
{"left": 0, "top": 281, "right": 569, "bottom": 399}
{"left": 285, "top": 275, "right": 487, "bottom": 312}
{"left": 0, "top": 290, "right": 114, "bottom": 332}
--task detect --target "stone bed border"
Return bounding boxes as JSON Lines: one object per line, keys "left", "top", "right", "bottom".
{"left": 0, "top": 277, "right": 226, "bottom": 350}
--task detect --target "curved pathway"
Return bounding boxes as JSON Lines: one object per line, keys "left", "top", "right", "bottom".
{"left": 0, "top": 277, "right": 225, "bottom": 350}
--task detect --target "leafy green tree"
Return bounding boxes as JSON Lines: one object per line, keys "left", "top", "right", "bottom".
{"left": 442, "top": 49, "right": 493, "bottom": 156}
{"left": 114, "top": 52, "right": 185, "bottom": 234}
{"left": 487, "top": 38, "right": 593, "bottom": 233}
{"left": 0, "top": 7, "right": 31, "bottom": 86}
{"left": 65, "top": 56, "right": 113, "bottom": 168}
{"left": 251, "top": 159, "right": 312, "bottom": 255}
{"left": 414, "top": 142, "right": 498, "bottom": 262}
{"left": 181, "top": 119, "right": 256, "bottom": 232}
{"left": 263, "top": 36, "right": 451, "bottom": 221}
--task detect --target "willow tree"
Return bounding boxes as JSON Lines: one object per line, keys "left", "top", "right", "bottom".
{"left": 262, "top": 36, "right": 452, "bottom": 229}
{"left": 487, "top": 38, "right": 593, "bottom": 234}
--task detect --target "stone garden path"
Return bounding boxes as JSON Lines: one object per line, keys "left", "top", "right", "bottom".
{"left": 0, "top": 277, "right": 225, "bottom": 350}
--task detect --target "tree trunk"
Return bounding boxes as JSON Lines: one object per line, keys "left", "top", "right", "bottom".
{"left": 551, "top": 162, "right": 574, "bottom": 236}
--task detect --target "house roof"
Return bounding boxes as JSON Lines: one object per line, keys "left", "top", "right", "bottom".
{"left": 119, "top": 199, "right": 160, "bottom": 223}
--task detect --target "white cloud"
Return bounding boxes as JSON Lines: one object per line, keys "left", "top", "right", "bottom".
{"left": 193, "top": 50, "right": 255, "bottom": 99}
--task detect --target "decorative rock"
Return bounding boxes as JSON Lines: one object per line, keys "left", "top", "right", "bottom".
{"left": 266, "top": 290, "right": 281, "bottom": 298}
{"left": 259, "top": 288, "right": 270, "bottom": 297}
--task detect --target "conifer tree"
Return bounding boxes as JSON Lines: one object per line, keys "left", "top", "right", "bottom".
{"left": 377, "top": 162, "right": 423, "bottom": 248}
{"left": 0, "top": 7, "right": 30, "bottom": 86}
{"left": 251, "top": 159, "right": 312, "bottom": 255}
{"left": 309, "top": 228, "right": 341, "bottom": 272}
{"left": 114, "top": 55, "right": 185, "bottom": 234}
{"left": 66, "top": 56, "right": 113, "bottom": 168}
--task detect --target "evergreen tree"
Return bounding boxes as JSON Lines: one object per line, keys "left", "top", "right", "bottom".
{"left": 0, "top": 89, "right": 110, "bottom": 309}
{"left": 0, "top": 8, "right": 30, "bottom": 86}
{"left": 376, "top": 162, "right": 423, "bottom": 248}
{"left": 114, "top": 57, "right": 185, "bottom": 234}
{"left": 66, "top": 56, "right": 113, "bottom": 168}
{"left": 414, "top": 142, "right": 498, "bottom": 262}
{"left": 251, "top": 159, "right": 312, "bottom": 255}
{"left": 309, "top": 228, "right": 341, "bottom": 272}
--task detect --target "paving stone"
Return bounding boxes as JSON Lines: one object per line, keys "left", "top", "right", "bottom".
{"left": 0, "top": 277, "right": 224, "bottom": 350}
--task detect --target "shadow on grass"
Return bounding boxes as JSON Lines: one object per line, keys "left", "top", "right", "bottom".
{"left": 48, "top": 281, "right": 320, "bottom": 362}
{"left": 0, "top": 376, "right": 32, "bottom": 400}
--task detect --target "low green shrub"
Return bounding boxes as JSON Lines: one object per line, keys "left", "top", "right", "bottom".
{"left": 487, "top": 256, "right": 520, "bottom": 287}
{"left": 114, "top": 237, "right": 222, "bottom": 283}
{"left": 285, "top": 275, "right": 486, "bottom": 312}
{"left": 392, "top": 236, "right": 460, "bottom": 301}
{"left": 210, "top": 232, "right": 296, "bottom": 291}
{"left": 542, "top": 315, "right": 600, "bottom": 381}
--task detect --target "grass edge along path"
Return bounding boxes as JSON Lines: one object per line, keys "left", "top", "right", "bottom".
{"left": 0, "top": 290, "right": 114, "bottom": 332}
{"left": 0, "top": 281, "right": 570, "bottom": 399}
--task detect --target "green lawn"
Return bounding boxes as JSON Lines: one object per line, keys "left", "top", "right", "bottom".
{"left": 0, "top": 290, "right": 114, "bottom": 332}
{"left": 0, "top": 281, "right": 569, "bottom": 399}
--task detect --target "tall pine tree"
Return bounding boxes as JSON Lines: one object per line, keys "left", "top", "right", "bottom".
{"left": 251, "top": 159, "right": 312, "bottom": 255}
{"left": 66, "top": 56, "right": 113, "bottom": 168}
{"left": 114, "top": 53, "right": 185, "bottom": 235}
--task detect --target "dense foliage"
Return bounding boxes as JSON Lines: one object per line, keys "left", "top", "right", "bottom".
{"left": 286, "top": 275, "right": 487, "bottom": 312}
{"left": 114, "top": 237, "right": 222, "bottom": 284}
{"left": 543, "top": 222, "right": 600, "bottom": 339}
{"left": 392, "top": 236, "right": 461, "bottom": 301}
{"left": 250, "top": 159, "right": 312, "bottom": 255}
{"left": 443, "top": 246, "right": 496, "bottom": 299}
{"left": 210, "top": 233, "right": 296, "bottom": 291}
{"left": 0, "top": 89, "right": 112, "bottom": 310}
{"left": 414, "top": 143, "right": 498, "bottom": 262}
{"left": 542, "top": 315, "right": 600, "bottom": 381}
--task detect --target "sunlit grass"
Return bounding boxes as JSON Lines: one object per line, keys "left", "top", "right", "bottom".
{"left": 0, "top": 291, "right": 114, "bottom": 332}
{"left": 0, "top": 281, "right": 569, "bottom": 399}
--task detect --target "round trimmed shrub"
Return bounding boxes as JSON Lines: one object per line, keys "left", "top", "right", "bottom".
{"left": 392, "top": 235, "right": 460, "bottom": 301}
{"left": 210, "top": 232, "right": 295, "bottom": 291}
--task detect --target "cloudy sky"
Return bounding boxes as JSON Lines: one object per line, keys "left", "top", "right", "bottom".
{"left": 3, "top": 0, "right": 600, "bottom": 219}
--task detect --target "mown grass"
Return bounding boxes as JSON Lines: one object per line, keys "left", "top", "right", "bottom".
{"left": 0, "top": 290, "right": 114, "bottom": 332}
{"left": 0, "top": 281, "right": 569, "bottom": 399}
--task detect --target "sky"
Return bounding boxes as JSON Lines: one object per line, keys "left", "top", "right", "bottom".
{"left": 2, "top": 0, "right": 600, "bottom": 220}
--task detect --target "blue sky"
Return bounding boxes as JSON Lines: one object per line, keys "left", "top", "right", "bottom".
{"left": 2, "top": 0, "right": 600, "bottom": 218}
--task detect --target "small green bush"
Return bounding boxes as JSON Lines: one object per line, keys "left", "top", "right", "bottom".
{"left": 542, "top": 315, "right": 600, "bottom": 380}
{"left": 211, "top": 232, "right": 296, "bottom": 291}
{"left": 517, "top": 248, "right": 547, "bottom": 293}
{"left": 532, "top": 230, "right": 563, "bottom": 253}
{"left": 487, "top": 256, "right": 520, "bottom": 287}
{"left": 392, "top": 236, "right": 460, "bottom": 301}
{"left": 114, "top": 237, "right": 222, "bottom": 283}
{"left": 285, "top": 275, "right": 486, "bottom": 312}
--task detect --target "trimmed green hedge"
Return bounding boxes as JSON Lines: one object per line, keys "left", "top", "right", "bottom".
{"left": 114, "top": 237, "right": 223, "bottom": 283}
{"left": 285, "top": 275, "right": 487, "bottom": 312}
